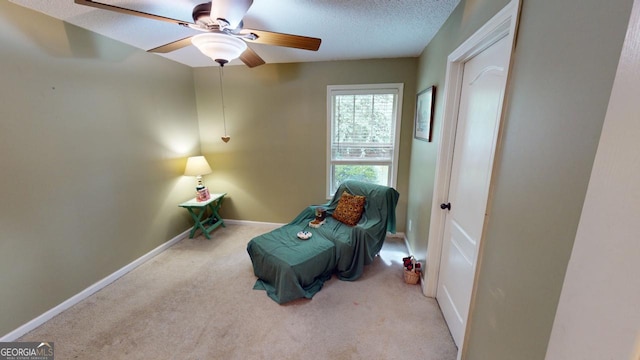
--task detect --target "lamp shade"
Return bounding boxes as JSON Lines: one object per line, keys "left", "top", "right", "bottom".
{"left": 191, "top": 33, "right": 247, "bottom": 63}
{"left": 184, "top": 156, "right": 212, "bottom": 176}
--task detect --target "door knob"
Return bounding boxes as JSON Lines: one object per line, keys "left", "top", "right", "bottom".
{"left": 440, "top": 202, "right": 451, "bottom": 210}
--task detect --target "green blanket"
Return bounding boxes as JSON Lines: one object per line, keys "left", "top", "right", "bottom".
{"left": 247, "top": 181, "right": 400, "bottom": 303}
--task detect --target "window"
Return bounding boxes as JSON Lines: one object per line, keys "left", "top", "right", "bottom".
{"left": 327, "top": 83, "right": 403, "bottom": 196}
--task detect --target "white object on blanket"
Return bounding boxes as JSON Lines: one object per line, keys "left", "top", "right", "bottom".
{"left": 297, "top": 231, "right": 312, "bottom": 240}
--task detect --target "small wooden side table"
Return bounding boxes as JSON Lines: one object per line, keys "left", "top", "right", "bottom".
{"left": 179, "top": 193, "right": 226, "bottom": 239}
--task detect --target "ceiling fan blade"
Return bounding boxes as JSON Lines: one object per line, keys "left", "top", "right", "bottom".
{"left": 74, "top": 0, "right": 191, "bottom": 26}
{"left": 148, "top": 37, "right": 194, "bottom": 53}
{"left": 242, "top": 29, "right": 321, "bottom": 51}
{"left": 239, "top": 46, "right": 266, "bottom": 68}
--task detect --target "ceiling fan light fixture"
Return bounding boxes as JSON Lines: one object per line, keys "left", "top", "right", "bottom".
{"left": 191, "top": 33, "right": 247, "bottom": 63}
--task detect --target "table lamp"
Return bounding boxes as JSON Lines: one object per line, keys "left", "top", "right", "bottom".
{"left": 184, "top": 156, "right": 213, "bottom": 201}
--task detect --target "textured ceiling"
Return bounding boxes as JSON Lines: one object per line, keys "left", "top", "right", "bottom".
{"left": 8, "top": 0, "right": 460, "bottom": 67}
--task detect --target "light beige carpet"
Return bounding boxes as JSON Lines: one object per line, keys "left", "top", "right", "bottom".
{"left": 19, "top": 223, "right": 456, "bottom": 359}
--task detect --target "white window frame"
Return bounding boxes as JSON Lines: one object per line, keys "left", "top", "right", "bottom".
{"left": 326, "top": 83, "right": 404, "bottom": 197}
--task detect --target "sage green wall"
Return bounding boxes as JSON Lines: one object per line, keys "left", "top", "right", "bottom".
{"left": 0, "top": 3, "right": 200, "bottom": 336}
{"left": 193, "top": 59, "right": 417, "bottom": 230}
{"left": 465, "top": 0, "right": 632, "bottom": 358}
{"left": 409, "top": 0, "right": 633, "bottom": 358}
{"left": 406, "top": 0, "right": 510, "bottom": 266}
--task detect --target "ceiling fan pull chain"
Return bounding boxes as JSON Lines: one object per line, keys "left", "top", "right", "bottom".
{"left": 218, "top": 65, "right": 231, "bottom": 143}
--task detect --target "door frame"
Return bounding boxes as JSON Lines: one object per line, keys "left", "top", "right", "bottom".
{"left": 424, "top": 0, "right": 520, "bottom": 299}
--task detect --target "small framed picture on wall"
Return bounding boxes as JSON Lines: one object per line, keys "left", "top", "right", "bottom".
{"left": 414, "top": 86, "right": 436, "bottom": 142}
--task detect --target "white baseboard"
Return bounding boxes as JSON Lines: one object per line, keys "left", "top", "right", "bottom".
{"left": 401, "top": 232, "right": 412, "bottom": 251}
{"left": 0, "top": 228, "right": 191, "bottom": 341}
{"left": 387, "top": 231, "right": 405, "bottom": 239}
{"left": 223, "top": 219, "right": 285, "bottom": 227}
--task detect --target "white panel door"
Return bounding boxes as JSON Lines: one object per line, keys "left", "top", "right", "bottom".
{"left": 436, "top": 35, "right": 511, "bottom": 347}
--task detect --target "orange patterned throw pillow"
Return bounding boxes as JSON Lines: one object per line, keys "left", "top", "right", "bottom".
{"left": 332, "top": 191, "right": 366, "bottom": 226}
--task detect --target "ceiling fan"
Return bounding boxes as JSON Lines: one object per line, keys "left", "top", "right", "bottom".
{"left": 74, "top": 0, "right": 322, "bottom": 67}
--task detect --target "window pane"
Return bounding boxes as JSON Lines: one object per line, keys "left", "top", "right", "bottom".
{"left": 333, "top": 165, "right": 389, "bottom": 192}
{"left": 332, "top": 93, "right": 396, "bottom": 162}
{"left": 333, "top": 94, "right": 395, "bottom": 145}
{"left": 327, "top": 84, "right": 403, "bottom": 196}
